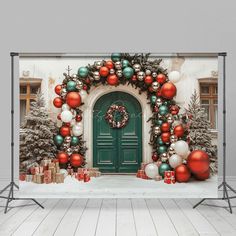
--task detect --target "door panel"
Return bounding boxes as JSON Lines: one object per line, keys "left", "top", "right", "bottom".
{"left": 93, "top": 91, "right": 142, "bottom": 173}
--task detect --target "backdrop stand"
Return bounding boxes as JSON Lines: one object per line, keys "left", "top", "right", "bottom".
{"left": 0, "top": 52, "right": 44, "bottom": 214}
{"left": 193, "top": 52, "right": 236, "bottom": 214}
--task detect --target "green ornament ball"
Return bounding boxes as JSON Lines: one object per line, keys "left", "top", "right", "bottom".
{"left": 157, "top": 145, "right": 167, "bottom": 154}
{"left": 71, "top": 136, "right": 79, "bottom": 146}
{"left": 111, "top": 53, "right": 122, "bottom": 62}
{"left": 159, "top": 163, "right": 172, "bottom": 178}
{"left": 155, "top": 119, "right": 163, "bottom": 126}
{"left": 123, "top": 67, "right": 134, "bottom": 79}
{"left": 164, "top": 101, "right": 172, "bottom": 106}
{"left": 54, "top": 135, "right": 64, "bottom": 146}
{"left": 67, "top": 81, "right": 77, "bottom": 91}
{"left": 78, "top": 67, "right": 89, "bottom": 78}
{"left": 122, "top": 59, "right": 130, "bottom": 68}
{"left": 159, "top": 105, "right": 169, "bottom": 115}
{"left": 157, "top": 136, "right": 164, "bottom": 145}
{"left": 150, "top": 95, "right": 157, "bottom": 104}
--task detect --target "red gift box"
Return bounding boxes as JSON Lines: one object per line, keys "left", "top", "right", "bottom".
{"left": 136, "top": 170, "right": 143, "bottom": 178}
{"left": 19, "top": 173, "right": 26, "bottom": 181}
{"left": 44, "top": 170, "right": 52, "bottom": 184}
{"left": 84, "top": 173, "right": 90, "bottom": 182}
{"left": 164, "top": 171, "right": 176, "bottom": 184}
{"left": 77, "top": 172, "right": 84, "bottom": 181}
{"left": 30, "top": 167, "right": 36, "bottom": 175}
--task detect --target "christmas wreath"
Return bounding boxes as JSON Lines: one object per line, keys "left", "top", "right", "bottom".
{"left": 105, "top": 104, "right": 129, "bottom": 129}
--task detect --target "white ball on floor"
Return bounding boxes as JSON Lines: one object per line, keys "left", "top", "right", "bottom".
{"left": 145, "top": 163, "right": 159, "bottom": 179}
{"left": 60, "top": 169, "right": 68, "bottom": 177}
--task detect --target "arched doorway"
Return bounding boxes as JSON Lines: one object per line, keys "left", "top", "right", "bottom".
{"left": 93, "top": 91, "right": 142, "bottom": 173}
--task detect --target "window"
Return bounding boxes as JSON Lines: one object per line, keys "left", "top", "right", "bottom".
{"left": 20, "top": 78, "right": 42, "bottom": 124}
{"left": 199, "top": 78, "right": 217, "bottom": 129}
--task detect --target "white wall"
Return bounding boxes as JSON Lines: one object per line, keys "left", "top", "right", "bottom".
{"left": 0, "top": 0, "right": 235, "bottom": 188}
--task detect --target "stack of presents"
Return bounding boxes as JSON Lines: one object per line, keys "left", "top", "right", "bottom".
{"left": 136, "top": 162, "right": 176, "bottom": 184}
{"left": 20, "top": 159, "right": 101, "bottom": 184}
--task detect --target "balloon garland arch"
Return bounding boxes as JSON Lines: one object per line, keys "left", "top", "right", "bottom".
{"left": 53, "top": 53, "right": 189, "bottom": 173}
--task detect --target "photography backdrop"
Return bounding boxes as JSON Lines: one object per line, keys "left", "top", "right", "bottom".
{"left": 0, "top": 1, "right": 236, "bottom": 189}
{"left": 17, "top": 54, "right": 218, "bottom": 198}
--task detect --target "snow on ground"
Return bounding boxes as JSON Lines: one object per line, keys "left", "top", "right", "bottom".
{"left": 18, "top": 175, "right": 218, "bottom": 198}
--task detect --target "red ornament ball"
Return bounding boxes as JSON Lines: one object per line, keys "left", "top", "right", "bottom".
{"left": 156, "top": 74, "right": 166, "bottom": 84}
{"left": 152, "top": 152, "right": 159, "bottom": 162}
{"left": 60, "top": 126, "right": 71, "bottom": 137}
{"left": 156, "top": 88, "right": 162, "bottom": 97}
{"left": 170, "top": 105, "right": 180, "bottom": 115}
{"left": 85, "top": 78, "right": 91, "bottom": 84}
{"left": 53, "top": 97, "right": 63, "bottom": 108}
{"left": 174, "top": 125, "right": 185, "bottom": 138}
{"left": 161, "top": 132, "right": 171, "bottom": 143}
{"left": 175, "top": 164, "right": 191, "bottom": 182}
{"left": 66, "top": 92, "right": 81, "bottom": 108}
{"left": 99, "top": 66, "right": 110, "bottom": 77}
{"left": 75, "top": 114, "right": 82, "bottom": 122}
{"left": 54, "top": 85, "right": 62, "bottom": 95}
{"left": 57, "top": 114, "right": 61, "bottom": 120}
{"left": 153, "top": 106, "right": 159, "bottom": 113}
{"left": 194, "top": 168, "right": 210, "bottom": 181}
{"left": 160, "top": 82, "right": 177, "bottom": 99}
{"left": 144, "top": 76, "right": 153, "bottom": 85}
{"left": 107, "top": 74, "right": 118, "bottom": 85}
{"left": 57, "top": 152, "right": 69, "bottom": 164}
{"left": 65, "top": 122, "right": 71, "bottom": 127}
{"left": 83, "top": 85, "right": 88, "bottom": 90}
{"left": 161, "top": 122, "right": 170, "bottom": 132}
{"left": 187, "top": 150, "right": 210, "bottom": 174}
{"left": 105, "top": 60, "right": 114, "bottom": 69}
{"left": 131, "top": 75, "right": 137, "bottom": 82}
{"left": 70, "top": 154, "right": 84, "bottom": 167}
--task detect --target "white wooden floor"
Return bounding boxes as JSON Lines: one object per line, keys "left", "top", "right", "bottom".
{"left": 0, "top": 195, "right": 236, "bottom": 235}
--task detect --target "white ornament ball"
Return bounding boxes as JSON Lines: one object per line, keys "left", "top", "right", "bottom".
{"left": 60, "top": 169, "right": 68, "bottom": 177}
{"left": 72, "top": 124, "right": 83, "bottom": 136}
{"left": 174, "top": 140, "right": 189, "bottom": 157}
{"left": 169, "top": 71, "right": 181, "bottom": 83}
{"left": 169, "top": 154, "right": 183, "bottom": 168}
{"left": 62, "top": 104, "right": 70, "bottom": 111}
{"left": 61, "top": 110, "right": 73, "bottom": 123}
{"left": 145, "top": 163, "right": 159, "bottom": 179}
{"left": 79, "top": 89, "right": 88, "bottom": 101}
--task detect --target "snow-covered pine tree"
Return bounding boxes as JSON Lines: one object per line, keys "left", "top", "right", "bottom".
{"left": 183, "top": 90, "right": 217, "bottom": 175}
{"left": 20, "top": 91, "right": 57, "bottom": 173}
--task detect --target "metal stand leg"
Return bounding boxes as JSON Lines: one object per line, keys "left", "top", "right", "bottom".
{"left": 0, "top": 52, "right": 44, "bottom": 214}
{"left": 193, "top": 53, "right": 236, "bottom": 213}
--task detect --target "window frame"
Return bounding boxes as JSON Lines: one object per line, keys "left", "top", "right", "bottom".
{"left": 20, "top": 78, "right": 42, "bottom": 114}
{"left": 198, "top": 78, "right": 218, "bottom": 130}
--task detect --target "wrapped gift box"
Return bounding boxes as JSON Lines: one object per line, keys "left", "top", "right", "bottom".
{"left": 56, "top": 173, "right": 64, "bottom": 183}
{"left": 164, "top": 171, "right": 175, "bottom": 184}
{"left": 44, "top": 170, "right": 52, "bottom": 184}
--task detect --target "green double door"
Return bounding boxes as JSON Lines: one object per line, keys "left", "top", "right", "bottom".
{"left": 93, "top": 92, "right": 142, "bottom": 173}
